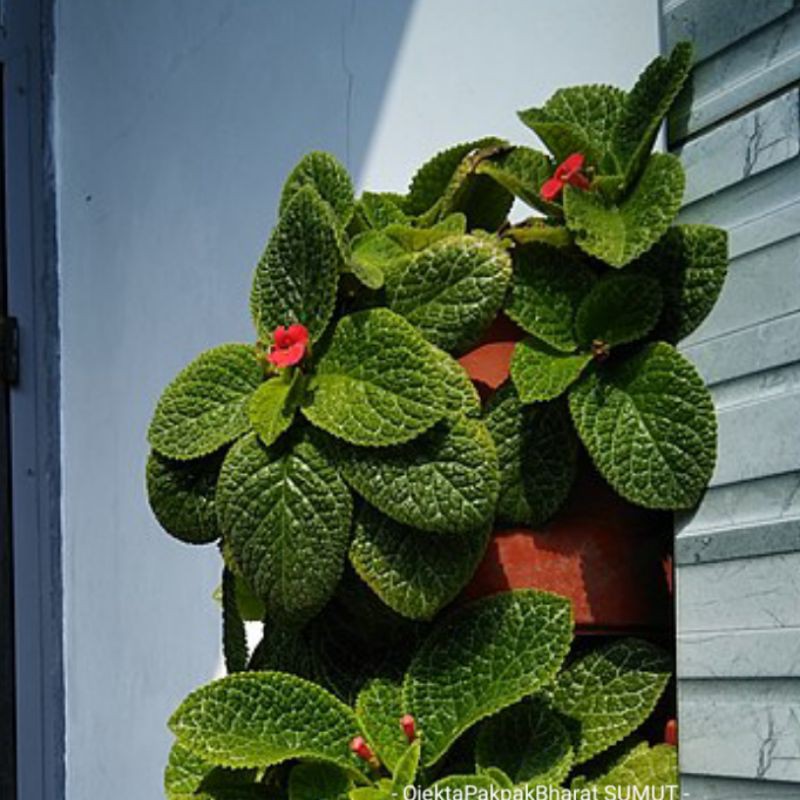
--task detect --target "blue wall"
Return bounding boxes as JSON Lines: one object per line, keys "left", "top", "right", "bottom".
{"left": 52, "top": 1, "right": 659, "bottom": 797}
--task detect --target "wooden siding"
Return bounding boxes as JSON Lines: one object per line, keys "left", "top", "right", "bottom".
{"left": 663, "top": 0, "right": 800, "bottom": 796}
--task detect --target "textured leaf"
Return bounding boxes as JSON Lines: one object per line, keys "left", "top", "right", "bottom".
{"left": 476, "top": 146, "right": 556, "bottom": 214}
{"left": 169, "top": 672, "right": 370, "bottom": 778}
{"left": 350, "top": 504, "right": 490, "bottom": 620}
{"left": 349, "top": 230, "right": 410, "bottom": 290}
{"left": 280, "top": 151, "right": 355, "bottom": 226}
{"left": 289, "top": 762, "right": 351, "bottom": 800}
{"left": 505, "top": 244, "right": 596, "bottom": 352}
{"left": 637, "top": 224, "right": 729, "bottom": 342}
{"left": 384, "top": 234, "right": 512, "bottom": 353}
{"left": 406, "top": 138, "right": 505, "bottom": 216}
{"left": 551, "top": 639, "right": 671, "bottom": 764}
{"left": 613, "top": 42, "right": 693, "bottom": 183}
{"left": 574, "top": 274, "right": 663, "bottom": 348}
{"left": 217, "top": 432, "right": 352, "bottom": 624}
{"left": 383, "top": 214, "right": 467, "bottom": 253}
{"left": 431, "top": 346, "right": 482, "bottom": 419}
{"left": 475, "top": 699, "right": 574, "bottom": 788}
{"left": 146, "top": 450, "right": 222, "bottom": 544}
{"left": 149, "top": 344, "right": 262, "bottom": 461}
{"left": 335, "top": 415, "right": 499, "bottom": 533}
{"left": 569, "top": 342, "right": 716, "bottom": 509}
{"left": 251, "top": 185, "right": 343, "bottom": 341}
{"left": 511, "top": 338, "right": 592, "bottom": 403}
{"left": 357, "top": 191, "right": 407, "bottom": 229}
{"left": 505, "top": 220, "right": 572, "bottom": 248}
{"left": 565, "top": 153, "right": 685, "bottom": 268}
{"left": 302, "top": 309, "right": 449, "bottom": 446}
{"left": 247, "top": 372, "right": 300, "bottom": 447}
{"left": 222, "top": 567, "right": 248, "bottom": 674}
{"left": 518, "top": 85, "right": 626, "bottom": 165}
{"left": 485, "top": 387, "right": 578, "bottom": 527}
{"left": 390, "top": 741, "right": 421, "bottom": 794}
{"left": 572, "top": 741, "right": 678, "bottom": 792}
{"left": 403, "top": 590, "right": 573, "bottom": 766}
{"left": 356, "top": 679, "right": 408, "bottom": 772}
{"left": 165, "top": 742, "right": 257, "bottom": 800}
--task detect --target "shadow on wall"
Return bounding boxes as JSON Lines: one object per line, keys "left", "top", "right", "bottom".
{"left": 56, "top": 2, "right": 414, "bottom": 798}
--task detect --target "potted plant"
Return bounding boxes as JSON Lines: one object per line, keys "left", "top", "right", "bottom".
{"left": 147, "top": 42, "right": 723, "bottom": 797}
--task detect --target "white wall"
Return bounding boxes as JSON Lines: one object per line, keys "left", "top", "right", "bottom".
{"left": 53, "top": 1, "right": 659, "bottom": 797}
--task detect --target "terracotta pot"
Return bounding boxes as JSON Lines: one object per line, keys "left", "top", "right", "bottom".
{"left": 459, "top": 316, "right": 674, "bottom": 633}
{"left": 464, "top": 465, "right": 672, "bottom": 634}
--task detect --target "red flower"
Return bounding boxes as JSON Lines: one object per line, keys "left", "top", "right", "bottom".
{"left": 349, "top": 736, "right": 375, "bottom": 762}
{"left": 267, "top": 323, "right": 309, "bottom": 367}
{"left": 400, "top": 714, "right": 416, "bottom": 742}
{"left": 540, "top": 153, "right": 591, "bottom": 202}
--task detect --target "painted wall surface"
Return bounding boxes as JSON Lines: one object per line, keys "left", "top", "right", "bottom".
{"left": 53, "top": 2, "right": 659, "bottom": 797}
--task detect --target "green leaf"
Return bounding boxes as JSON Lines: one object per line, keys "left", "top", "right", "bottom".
{"left": 476, "top": 146, "right": 557, "bottom": 215}
{"left": 349, "top": 504, "right": 491, "bottom": 621}
{"left": 564, "top": 153, "right": 685, "bottom": 268}
{"left": 390, "top": 741, "right": 421, "bottom": 794}
{"left": 217, "top": 432, "right": 353, "bottom": 624}
{"left": 431, "top": 346, "right": 482, "bottom": 419}
{"left": 403, "top": 590, "right": 573, "bottom": 766}
{"left": 251, "top": 185, "right": 343, "bottom": 341}
{"left": 569, "top": 342, "right": 716, "bottom": 509}
{"left": 475, "top": 699, "right": 574, "bottom": 788}
{"left": 165, "top": 742, "right": 258, "bottom": 800}
{"left": 148, "top": 344, "right": 262, "bottom": 461}
{"left": 574, "top": 274, "right": 663, "bottom": 348}
{"left": 289, "top": 762, "right": 352, "bottom": 800}
{"left": 302, "top": 309, "right": 449, "bottom": 447}
{"left": 485, "top": 386, "right": 578, "bottom": 527}
{"left": 551, "top": 639, "right": 671, "bottom": 764}
{"left": 505, "top": 244, "right": 596, "bottom": 352}
{"left": 348, "top": 231, "right": 409, "bottom": 290}
{"left": 356, "top": 678, "right": 408, "bottom": 772}
{"left": 637, "top": 224, "right": 729, "bottom": 342}
{"left": 222, "top": 567, "right": 247, "bottom": 674}
{"left": 518, "top": 85, "right": 626, "bottom": 165}
{"left": 479, "top": 768, "right": 514, "bottom": 789}
{"left": 357, "top": 192, "right": 408, "bottom": 230}
{"left": 146, "top": 450, "right": 223, "bottom": 544}
{"left": 169, "top": 671, "right": 371, "bottom": 778}
{"left": 280, "top": 151, "right": 355, "bottom": 226}
{"left": 384, "top": 234, "right": 512, "bottom": 353}
{"left": 504, "top": 220, "right": 572, "bottom": 248}
{"left": 248, "top": 372, "right": 301, "bottom": 447}
{"left": 511, "top": 338, "right": 592, "bottom": 402}
{"left": 612, "top": 42, "right": 693, "bottom": 183}
{"left": 335, "top": 415, "right": 499, "bottom": 533}
{"left": 382, "top": 218, "right": 467, "bottom": 254}
{"left": 572, "top": 741, "right": 678, "bottom": 792}
{"left": 406, "top": 138, "right": 505, "bottom": 216}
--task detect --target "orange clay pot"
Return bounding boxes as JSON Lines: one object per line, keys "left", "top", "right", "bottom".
{"left": 460, "top": 317, "right": 674, "bottom": 635}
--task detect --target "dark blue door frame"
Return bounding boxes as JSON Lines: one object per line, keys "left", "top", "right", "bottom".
{"left": 0, "top": 1, "right": 63, "bottom": 798}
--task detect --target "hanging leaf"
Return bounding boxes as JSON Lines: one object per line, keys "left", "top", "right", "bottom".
{"left": 148, "top": 344, "right": 262, "bottom": 461}
{"left": 217, "top": 432, "right": 352, "bottom": 625}
{"left": 222, "top": 567, "right": 247, "bottom": 674}
{"left": 356, "top": 679, "right": 408, "bottom": 773}
{"left": 403, "top": 590, "right": 573, "bottom": 766}
{"left": 569, "top": 342, "right": 716, "bottom": 509}
{"left": 146, "top": 450, "right": 223, "bottom": 544}
{"left": 247, "top": 372, "right": 301, "bottom": 447}
{"left": 551, "top": 639, "right": 671, "bottom": 764}
{"left": 511, "top": 338, "right": 592, "bottom": 403}
{"left": 349, "top": 504, "right": 490, "bottom": 620}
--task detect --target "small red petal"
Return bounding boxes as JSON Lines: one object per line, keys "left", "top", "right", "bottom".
{"left": 272, "top": 325, "right": 292, "bottom": 348}
{"left": 349, "top": 736, "right": 375, "bottom": 761}
{"left": 400, "top": 714, "right": 416, "bottom": 742}
{"left": 562, "top": 152, "right": 585, "bottom": 173}
{"left": 566, "top": 172, "right": 591, "bottom": 191}
{"left": 286, "top": 323, "right": 309, "bottom": 347}
{"left": 267, "top": 342, "right": 305, "bottom": 367}
{"left": 540, "top": 177, "right": 564, "bottom": 202}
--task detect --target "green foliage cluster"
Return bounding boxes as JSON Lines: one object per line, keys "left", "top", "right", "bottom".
{"left": 148, "top": 44, "right": 720, "bottom": 798}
